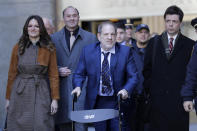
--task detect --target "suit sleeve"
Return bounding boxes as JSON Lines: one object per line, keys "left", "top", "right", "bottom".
{"left": 6, "top": 44, "right": 19, "bottom": 99}
{"left": 123, "top": 48, "right": 139, "bottom": 94}
{"left": 143, "top": 38, "right": 154, "bottom": 94}
{"left": 72, "top": 47, "right": 87, "bottom": 89}
{"left": 181, "top": 44, "right": 197, "bottom": 101}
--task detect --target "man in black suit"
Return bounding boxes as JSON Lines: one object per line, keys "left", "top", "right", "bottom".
{"left": 143, "top": 5, "right": 195, "bottom": 131}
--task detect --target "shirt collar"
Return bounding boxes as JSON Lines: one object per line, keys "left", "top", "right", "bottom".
{"left": 167, "top": 33, "right": 178, "bottom": 41}
{"left": 26, "top": 41, "right": 40, "bottom": 48}
{"left": 101, "top": 45, "right": 115, "bottom": 54}
{"left": 119, "top": 41, "right": 126, "bottom": 45}
{"left": 64, "top": 26, "right": 79, "bottom": 36}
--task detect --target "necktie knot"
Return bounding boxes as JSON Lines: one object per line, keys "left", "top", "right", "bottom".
{"left": 170, "top": 37, "right": 174, "bottom": 42}
{"left": 102, "top": 52, "right": 110, "bottom": 59}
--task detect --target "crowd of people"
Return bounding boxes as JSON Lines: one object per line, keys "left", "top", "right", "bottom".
{"left": 4, "top": 4, "right": 197, "bottom": 131}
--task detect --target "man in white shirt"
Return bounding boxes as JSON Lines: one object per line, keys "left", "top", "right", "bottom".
{"left": 72, "top": 21, "right": 138, "bottom": 131}
{"left": 143, "top": 5, "right": 195, "bottom": 131}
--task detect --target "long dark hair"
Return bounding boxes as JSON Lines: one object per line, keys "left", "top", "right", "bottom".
{"left": 18, "top": 15, "right": 55, "bottom": 55}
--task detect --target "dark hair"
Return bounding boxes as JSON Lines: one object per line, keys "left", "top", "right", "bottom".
{"left": 115, "top": 22, "right": 125, "bottom": 30}
{"left": 18, "top": 15, "right": 55, "bottom": 55}
{"left": 62, "top": 6, "right": 79, "bottom": 17}
{"left": 164, "top": 5, "right": 184, "bottom": 22}
{"left": 97, "top": 21, "right": 117, "bottom": 34}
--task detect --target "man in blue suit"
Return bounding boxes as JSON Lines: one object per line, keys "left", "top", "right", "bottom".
{"left": 71, "top": 21, "right": 138, "bottom": 131}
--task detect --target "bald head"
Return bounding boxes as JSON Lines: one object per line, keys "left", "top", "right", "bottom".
{"left": 42, "top": 17, "right": 55, "bottom": 35}
{"left": 62, "top": 6, "right": 79, "bottom": 17}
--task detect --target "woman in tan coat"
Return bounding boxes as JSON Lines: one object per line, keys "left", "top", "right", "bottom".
{"left": 5, "top": 15, "right": 59, "bottom": 131}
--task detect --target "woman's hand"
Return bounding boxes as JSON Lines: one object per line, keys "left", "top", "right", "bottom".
{"left": 51, "top": 99, "right": 58, "bottom": 115}
{"left": 5, "top": 99, "right": 10, "bottom": 112}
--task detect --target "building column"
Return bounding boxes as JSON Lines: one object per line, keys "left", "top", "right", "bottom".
{"left": 142, "top": 16, "right": 165, "bottom": 35}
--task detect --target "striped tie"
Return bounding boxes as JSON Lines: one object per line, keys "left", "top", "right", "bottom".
{"left": 101, "top": 52, "right": 112, "bottom": 95}
{"left": 169, "top": 37, "right": 174, "bottom": 54}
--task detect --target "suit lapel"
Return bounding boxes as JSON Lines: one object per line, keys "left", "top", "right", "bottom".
{"left": 169, "top": 33, "right": 184, "bottom": 61}
{"left": 71, "top": 28, "right": 83, "bottom": 52}
{"left": 59, "top": 29, "right": 70, "bottom": 56}
{"left": 110, "top": 44, "right": 118, "bottom": 76}
{"left": 95, "top": 44, "right": 101, "bottom": 80}
{"left": 161, "top": 32, "right": 171, "bottom": 60}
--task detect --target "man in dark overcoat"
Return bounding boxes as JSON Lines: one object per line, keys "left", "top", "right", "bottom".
{"left": 143, "top": 5, "right": 195, "bottom": 131}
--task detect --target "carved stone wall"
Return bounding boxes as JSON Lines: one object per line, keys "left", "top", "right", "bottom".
{"left": 58, "top": 0, "right": 197, "bottom": 20}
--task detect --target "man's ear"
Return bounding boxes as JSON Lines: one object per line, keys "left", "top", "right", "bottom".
{"left": 97, "top": 33, "right": 101, "bottom": 41}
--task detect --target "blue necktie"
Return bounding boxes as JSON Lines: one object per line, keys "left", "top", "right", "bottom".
{"left": 101, "top": 52, "right": 112, "bottom": 95}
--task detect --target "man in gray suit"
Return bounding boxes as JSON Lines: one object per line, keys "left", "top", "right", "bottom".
{"left": 51, "top": 6, "right": 98, "bottom": 131}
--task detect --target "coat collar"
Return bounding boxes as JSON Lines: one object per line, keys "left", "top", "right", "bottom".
{"left": 160, "top": 31, "right": 184, "bottom": 61}
{"left": 94, "top": 42, "right": 119, "bottom": 76}
{"left": 59, "top": 28, "right": 70, "bottom": 56}
{"left": 58, "top": 27, "right": 85, "bottom": 56}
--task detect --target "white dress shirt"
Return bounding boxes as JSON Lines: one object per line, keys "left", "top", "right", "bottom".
{"left": 167, "top": 33, "right": 178, "bottom": 47}
{"left": 99, "top": 46, "right": 115, "bottom": 96}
